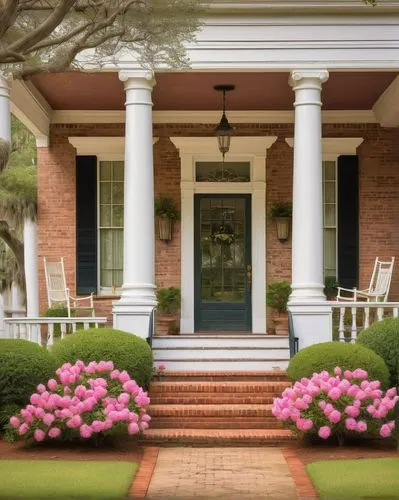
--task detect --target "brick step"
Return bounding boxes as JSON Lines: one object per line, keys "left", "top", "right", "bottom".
{"left": 148, "top": 404, "right": 274, "bottom": 417}
{"left": 149, "top": 381, "right": 291, "bottom": 394}
{"left": 140, "top": 428, "right": 295, "bottom": 446}
{"left": 158, "top": 370, "right": 289, "bottom": 382}
{"left": 150, "top": 394, "right": 276, "bottom": 405}
{"left": 150, "top": 418, "right": 282, "bottom": 429}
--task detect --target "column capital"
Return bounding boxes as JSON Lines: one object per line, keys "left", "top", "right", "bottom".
{"left": 118, "top": 69, "right": 156, "bottom": 90}
{"left": 289, "top": 69, "right": 329, "bottom": 89}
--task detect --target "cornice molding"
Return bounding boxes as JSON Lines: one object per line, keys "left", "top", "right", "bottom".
{"left": 68, "top": 136, "right": 158, "bottom": 155}
{"left": 285, "top": 137, "right": 364, "bottom": 159}
{"left": 170, "top": 136, "right": 277, "bottom": 156}
{"left": 52, "top": 109, "right": 377, "bottom": 124}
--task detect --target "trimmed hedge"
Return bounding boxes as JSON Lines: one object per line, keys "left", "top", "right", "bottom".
{"left": 287, "top": 341, "right": 390, "bottom": 389}
{"left": 357, "top": 317, "right": 399, "bottom": 386}
{"left": 51, "top": 328, "right": 153, "bottom": 388}
{"left": 0, "top": 339, "right": 57, "bottom": 410}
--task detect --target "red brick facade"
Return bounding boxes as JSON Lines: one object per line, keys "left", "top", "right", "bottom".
{"left": 37, "top": 122, "right": 399, "bottom": 322}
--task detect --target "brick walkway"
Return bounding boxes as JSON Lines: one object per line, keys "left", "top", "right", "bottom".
{"left": 146, "top": 447, "right": 298, "bottom": 499}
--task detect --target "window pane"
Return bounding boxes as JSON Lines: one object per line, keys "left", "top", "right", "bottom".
{"left": 325, "top": 183, "right": 335, "bottom": 204}
{"left": 112, "top": 182, "right": 124, "bottom": 204}
{"left": 324, "top": 228, "right": 336, "bottom": 276}
{"left": 113, "top": 162, "right": 124, "bottom": 181}
{"left": 100, "top": 162, "right": 112, "bottom": 181}
{"left": 324, "top": 161, "right": 336, "bottom": 181}
{"left": 100, "top": 228, "right": 124, "bottom": 287}
{"left": 196, "top": 162, "right": 250, "bottom": 182}
{"left": 113, "top": 205, "right": 124, "bottom": 227}
{"left": 100, "top": 205, "right": 111, "bottom": 227}
{"left": 100, "top": 183, "right": 111, "bottom": 203}
{"left": 325, "top": 204, "right": 336, "bottom": 226}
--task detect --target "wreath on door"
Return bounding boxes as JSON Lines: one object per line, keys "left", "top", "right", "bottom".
{"left": 211, "top": 223, "right": 235, "bottom": 245}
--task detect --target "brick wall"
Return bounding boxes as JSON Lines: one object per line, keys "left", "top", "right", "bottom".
{"left": 37, "top": 122, "right": 399, "bottom": 322}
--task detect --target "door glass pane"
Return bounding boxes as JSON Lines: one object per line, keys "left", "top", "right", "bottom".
{"left": 100, "top": 183, "right": 111, "bottom": 204}
{"left": 200, "top": 198, "right": 246, "bottom": 303}
{"left": 196, "top": 162, "right": 250, "bottom": 182}
{"left": 100, "top": 205, "right": 111, "bottom": 227}
{"left": 324, "top": 228, "right": 336, "bottom": 277}
{"left": 113, "top": 162, "right": 124, "bottom": 181}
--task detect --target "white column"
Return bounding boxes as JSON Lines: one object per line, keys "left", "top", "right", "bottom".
{"left": 23, "top": 217, "right": 39, "bottom": 317}
{"left": 113, "top": 70, "right": 157, "bottom": 339}
{"left": 289, "top": 69, "right": 329, "bottom": 303}
{"left": 0, "top": 76, "right": 11, "bottom": 143}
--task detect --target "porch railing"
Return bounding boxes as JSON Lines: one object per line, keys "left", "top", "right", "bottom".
{"left": 330, "top": 301, "right": 399, "bottom": 342}
{"left": 4, "top": 317, "right": 107, "bottom": 347}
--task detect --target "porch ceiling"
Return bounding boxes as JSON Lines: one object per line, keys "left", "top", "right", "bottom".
{"left": 29, "top": 71, "right": 398, "bottom": 111}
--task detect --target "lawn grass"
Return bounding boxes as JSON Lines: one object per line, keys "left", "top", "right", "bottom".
{"left": 0, "top": 460, "right": 137, "bottom": 499}
{"left": 307, "top": 458, "right": 399, "bottom": 499}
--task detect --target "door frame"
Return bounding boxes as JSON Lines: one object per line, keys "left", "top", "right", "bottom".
{"left": 170, "top": 136, "right": 277, "bottom": 334}
{"left": 194, "top": 193, "right": 252, "bottom": 332}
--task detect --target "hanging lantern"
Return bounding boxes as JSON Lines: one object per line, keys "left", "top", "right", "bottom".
{"left": 214, "top": 85, "right": 235, "bottom": 158}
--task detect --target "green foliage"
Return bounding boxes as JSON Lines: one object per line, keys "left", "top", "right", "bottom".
{"left": 157, "top": 287, "right": 181, "bottom": 314}
{"left": 324, "top": 276, "right": 339, "bottom": 298}
{"left": 287, "top": 342, "right": 390, "bottom": 389}
{"left": 154, "top": 196, "right": 180, "bottom": 220}
{"left": 0, "top": 339, "right": 57, "bottom": 411}
{"left": 357, "top": 317, "right": 399, "bottom": 386}
{"left": 43, "top": 306, "right": 69, "bottom": 337}
{"left": 268, "top": 201, "right": 292, "bottom": 219}
{"left": 51, "top": 328, "right": 153, "bottom": 388}
{"left": 266, "top": 281, "right": 291, "bottom": 313}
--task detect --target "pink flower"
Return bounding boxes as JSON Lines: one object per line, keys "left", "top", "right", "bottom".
{"left": 30, "top": 393, "right": 41, "bottom": 405}
{"left": 37, "top": 384, "right": 46, "bottom": 394}
{"left": 47, "top": 379, "right": 58, "bottom": 391}
{"left": 128, "top": 422, "right": 140, "bottom": 435}
{"left": 158, "top": 364, "right": 166, "bottom": 371}
{"left": 74, "top": 385, "right": 87, "bottom": 399}
{"left": 345, "top": 418, "right": 358, "bottom": 431}
{"left": 327, "top": 387, "right": 342, "bottom": 401}
{"left": 352, "top": 368, "right": 368, "bottom": 379}
{"left": 129, "top": 412, "right": 139, "bottom": 423}
{"left": 123, "top": 380, "right": 139, "bottom": 394}
{"left": 34, "top": 429, "right": 46, "bottom": 442}
{"left": 48, "top": 427, "right": 61, "bottom": 439}
{"left": 110, "top": 369, "right": 121, "bottom": 380}
{"left": 141, "top": 414, "right": 151, "bottom": 423}
{"left": 328, "top": 410, "right": 341, "bottom": 424}
{"left": 356, "top": 421, "right": 367, "bottom": 433}
{"left": 318, "top": 426, "right": 331, "bottom": 439}
{"left": 334, "top": 367, "right": 342, "bottom": 376}
{"left": 97, "top": 361, "right": 110, "bottom": 373}
{"left": 343, "top": 370, "right": 353, "bottom": 380}
{"left": 66, "top": 415, "right": 82, "bottom": 429}
{"left": 9, "top": 416, "right": 20, "bottom": 428}
{"left": 386, "top": 387, "right": 397, "bottom": 398}
{"left": 18, "top": 423, "right": 29, "bottom": 436}
{"left": 80, "top": 424, "right": 93, "bottom": 439}
{"left": 380, "top": 423, "right": 392, "bottom": 438}
{"left": 119, "top": 371, "right": 130, "bottom": 383}
{"left": 43, "top": 414, "right": 55, "bottom": 426}
{"left": 91, "top": 420, "right": 105, "bottom": 433}
{"left": 139, "top": 421, "right": 149, "bottom": 431}
{"left": 118, "top": 393, "right": 130, "bottom": 405}
{"left": 94, "top": 387, "right": 107, "bottom": 400}
{"left": 345, "top": 405, "right": 360, "bottom": 418}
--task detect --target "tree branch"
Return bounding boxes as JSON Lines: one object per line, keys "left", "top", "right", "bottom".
{"left": 0, "top": 0, "right": 19, "bottom": 39}
{"left": 0, "top": 221, "right": 24, "bottom": 271}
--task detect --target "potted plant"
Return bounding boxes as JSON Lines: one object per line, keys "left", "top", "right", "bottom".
{"left": 156, "top": 287, "right": 181, "bottom": 335}
{"left": 267, "top": 281, "right": 291, "bottom": 335}
{"left": 268, "top": 201, "right": 292, "bottom": 242}
{"left": 324, "top": 276, "right": 339, "bottom": 300}
{"left": 154, "top": 196, "right": 180, "bottom": 241}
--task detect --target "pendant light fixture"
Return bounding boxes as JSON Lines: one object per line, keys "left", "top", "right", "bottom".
{"left": 214, "top": 84, "right": 235, "bottom": 158}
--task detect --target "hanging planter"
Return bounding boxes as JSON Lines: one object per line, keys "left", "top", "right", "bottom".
{"left": 268, "top": 201, "right": 292, "bottom": 243}
{"left": 154, "top": 196, "right": 180, "bottom": 242}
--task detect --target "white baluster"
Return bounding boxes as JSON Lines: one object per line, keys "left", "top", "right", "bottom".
{"left": 364, "top": 307, "right": 370, "bottom": 329}
{"left": 83, "top": 322, "right": 90, "bottom": 330}
{"left": 61, "top": 322, "right": 66, "bottom": 340}
{"left": 351, "top": 307, "right": 357, "bottom": 342}
{"left": 26, "top": 323, "right": 32, "bottom": 342}
{"left": 38, "top": 324, "right": 42, "bottom": 346}
{"left": 339, "top": 307, "right": 345, "bottom": 342}
{"left": 47, "top": 323, "right": 54, "bottom": 346}
{"left": 72, "top": 323, "right": 77, "bottom": 333}
{"left": 377, "top": 307, "right": 384, "bottom": 321}
{"left": 393, "top": 308, "right": 398, "bottom": 318}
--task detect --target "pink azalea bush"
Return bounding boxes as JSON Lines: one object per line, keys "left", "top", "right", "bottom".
{"left": 5, "top": 360, "right": 151, "bottom": 443}
{"left": 272, "top": 367, "right": 398, "bottom": 442}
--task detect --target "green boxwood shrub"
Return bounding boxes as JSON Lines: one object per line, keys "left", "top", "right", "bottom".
{"left": 51, "top": 328, "right": 153, "bottom": 388}
{"left": 287, "top": 341, "right": 390, "bottom": 389}
{"left": 0, "top": 339, "right": 57, "bottom": 410}
{"left": 43, "top": 305, "right": 69, "bottom": 337}
{"left": 357, "top": 317, "right": 399, "bottom": 386}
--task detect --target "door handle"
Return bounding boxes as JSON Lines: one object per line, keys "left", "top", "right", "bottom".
{"left": 247, "top": 264, "right": 252, "bottom": 289}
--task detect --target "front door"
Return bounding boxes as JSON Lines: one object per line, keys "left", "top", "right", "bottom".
{"left": 194, "top": 194, "right": 252, "bottom": 331}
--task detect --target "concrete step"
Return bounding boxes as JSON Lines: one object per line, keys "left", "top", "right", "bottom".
{"left": 153, "top": 347, "right": 290, "bottom": 360}
{"left": 140, "top": 428, "right": 295, "bottom": 446}
{"left": 151, "top": 360, "right": 290, "bottom": 371}
{"left": 156, "top": 370, "right": 289, "bottom": 382}
{"left": 152, "top": 335, "right": 289, "bottom": 349}
{"left": 149, "top": 380, "right": 291, "bottom": 395}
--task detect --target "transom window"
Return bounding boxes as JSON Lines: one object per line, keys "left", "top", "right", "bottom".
{"left": 323, "top": 160, "right": 337, "bottom": 278}
{"left": 98, "top": 161, "right": 124, "bottom": 290}
{"left": 196, "top": 161, "right": 251, "bottom": 182}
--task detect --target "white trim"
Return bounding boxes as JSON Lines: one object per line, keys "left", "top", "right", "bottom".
{"left": 171, "top": 136, "right": 277, "bottom": 334}
{"left": 285, "top": 137, "right": 364, "bottom": 160}
{"left": 69, "top": 136, "right": 158, "bottom": 156}
{"left": 373, "top": 74, "right": 399, "bottom": 127}
{"left": 54, "top": 109, "right": 377, "bottom": 124}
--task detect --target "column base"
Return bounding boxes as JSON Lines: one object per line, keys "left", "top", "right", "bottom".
{"left": 289, "top": 282, "right": 326, "bottom": 303}
{"left": 288, "top": 301, "right": 332, "bottom": 351}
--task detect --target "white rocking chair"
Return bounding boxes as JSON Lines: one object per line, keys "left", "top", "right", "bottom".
{"left": 43, "top": 257, "right": 95, "bottom": 317}
{"left": 336, "top": 257, "right": 395, "bottom": 302}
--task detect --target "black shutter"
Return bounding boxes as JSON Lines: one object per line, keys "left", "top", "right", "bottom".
{"left": 76, "top": 155, "right": 97, "bottom": 295}
{"left": 337, "top": 155, "right": 359, "bottom": 288}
